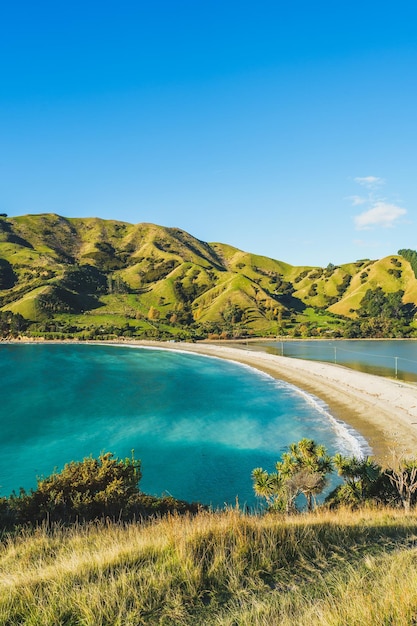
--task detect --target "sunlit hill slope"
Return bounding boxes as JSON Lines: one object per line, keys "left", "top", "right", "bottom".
{"left": 0, "top": 213, "right": 416, "bottom": 338}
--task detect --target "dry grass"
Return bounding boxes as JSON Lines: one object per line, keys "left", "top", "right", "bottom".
{"left": 2, "top": 507, "right": 417, "bottom": 625}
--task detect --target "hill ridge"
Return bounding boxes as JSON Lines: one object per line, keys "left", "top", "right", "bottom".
{"left": 0, "top": 213, "right": 416, "bottom": 339}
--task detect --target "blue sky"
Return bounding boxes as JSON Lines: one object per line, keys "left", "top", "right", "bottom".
{"left": 1, "top": 1, "right": 416, "bottom": 266}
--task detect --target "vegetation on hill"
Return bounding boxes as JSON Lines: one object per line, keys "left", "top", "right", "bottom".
{"left": 252, "top": 438, "right": 417, "bottom": 513}
{"left": 1, "top": 444, "right": 417, "bottom": 623}
{"left": 253, "top": 439, "right": 334, "bottom": 513}
{"left": 399, "top": 248, "right": 417, "bottom": 278}
{"left": 2, "top": 507, "right": 417, "bottom": 624}
{"left": 0, "top": 213, "right": 416, "bottom": 339}
{"left": 3, "top": 440, "right": 415, "bottom": 529}
{"left": 0, "top": 453, "right": 201, "bottom": 530}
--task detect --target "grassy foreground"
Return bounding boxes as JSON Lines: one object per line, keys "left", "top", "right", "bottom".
{"left": 2, "top": 508, "right": 417, "bottom": 625}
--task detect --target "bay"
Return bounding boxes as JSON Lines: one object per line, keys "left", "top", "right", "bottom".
{"left": 0, "top": 344, "right": 366, "bottom": 507}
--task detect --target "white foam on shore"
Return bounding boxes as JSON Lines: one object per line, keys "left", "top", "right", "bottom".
{"left": 109, "top": 342, "right": 371, "bottom": 458}
{"left": 217, "top": 358, "right": 371, "bottom": 459}
{"left": 283, "top": 382, "right": 371, "bottom": 458}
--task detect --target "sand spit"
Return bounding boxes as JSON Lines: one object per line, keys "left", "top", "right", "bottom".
{"left": 132, "top": 341, "right": 417, "bottom": 464}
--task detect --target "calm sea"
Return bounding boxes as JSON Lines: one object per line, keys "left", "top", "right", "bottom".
{"left": 259, "top": 339, "right": 417, "bottom": 382}
{"left": 0, "top": 343, "right": 368, "bottom": 507}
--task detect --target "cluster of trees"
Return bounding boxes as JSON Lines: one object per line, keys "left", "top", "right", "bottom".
{"left": 1, "top": 281, "right": 416, "bottom": 343}
{"left": 60, "top": 265, "right": 108, "bottom": 294}
{"left": 0, "top": 310, "right": 28, "bottom": 338}
{"left": 399, "top": 248, "right": 417, "bottom": 278}
{"left": 344, "top": 287, "right": 416, "bottom": 338}
{"left": 83, "top": 241, "right": 125, "bottom": 271}
{"left": 173, "top": 276, "right": 208, "bottom": 304}
{"left": 140, "top": 259, "right": 179, "bottom": 284}
{"left": 252, "top": 439, "right": 332, "bottom": 513}
{"left": 252, "top": 438, "right": 417, "bottom": 513}
{"left": 0, "top": 258, "right": 17, "bottom": 289}
{"left": 2, "top": 443, "right": 417, "bottom": 531}
{"left": 0, "top": 453, "right": 201, "bottom": 529}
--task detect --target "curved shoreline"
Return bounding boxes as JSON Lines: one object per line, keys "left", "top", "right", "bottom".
{"left": 131, "top": 340, "right": 417, "bottom": 464}
{"left": 6, "top": 338, "right": 417, "bottom": 463}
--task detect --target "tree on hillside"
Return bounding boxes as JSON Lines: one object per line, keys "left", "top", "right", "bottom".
{"left": 358, "top": 288, "right": 408, "bottom": 320}
{"left": 280, "top": 439, "right": 333, "bottom": 511}
{"left": 1, "top": 452, "right": 202, "bottom": 528}
{"left": 0, "top": 311, "right": 28, "bottom": 338}
{"left": 331, "top": 454, "right": 383, "bottom": 506}
{"left": 386, "top": 455, "right": 417, "bottom": 513}
{"left": 147, "top": 305, "right": 160, "bottom": 320}
{"left": 398, "top": 249, "right": 417, "bottom": 278}
{"left": 252, "top": 468, "right": 284, "bottom": 509}
{"left": 0, "top": 258, "right": 17, "bottom": 289}
{"left": 344, "top": 287, "right": 416, "bottom": 338}
{"left": 10, "top": 452, "right": 142, "bottom": 524}
{"left": 252, "top": 439, "right": 333, "bottom": 513}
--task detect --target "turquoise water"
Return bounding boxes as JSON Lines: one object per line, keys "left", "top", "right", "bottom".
{"left": 0, "top": 344, "right": 365, "bottom": 507}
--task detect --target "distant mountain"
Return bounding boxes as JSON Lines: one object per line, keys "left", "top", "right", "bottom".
{"left": 0, "top": 213, "right": 416, "bottom": 339}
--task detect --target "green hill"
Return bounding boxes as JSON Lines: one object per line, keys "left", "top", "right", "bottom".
{"left": 0, "top": 213, "right": 416, "bottom": 339}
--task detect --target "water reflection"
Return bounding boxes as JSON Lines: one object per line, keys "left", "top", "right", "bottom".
{"left": 255, "top": 340, "right": 417, "bottom": 383}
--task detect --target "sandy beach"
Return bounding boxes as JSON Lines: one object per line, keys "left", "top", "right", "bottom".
{"left": 132, "top": 340, "right": 417, "bottom": 464}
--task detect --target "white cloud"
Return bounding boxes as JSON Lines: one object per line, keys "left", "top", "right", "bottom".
{"left": 354, "top": 201, "right": 406, "bottom": 230}
{"left": 354, "top": 176, "right": 385, "bottom": 189}
{"left": 349, "top": 195, "right": 367, "bottom": 206}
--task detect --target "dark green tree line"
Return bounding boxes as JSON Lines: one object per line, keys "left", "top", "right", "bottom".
{"left": 398, "top": 248, "right": 417, "bottom": 278}
{"left": 344, "top": 287, "right": 416, "bottom": 338}
{"left": 0, "top": 310, "right": 28, "bottom": 338}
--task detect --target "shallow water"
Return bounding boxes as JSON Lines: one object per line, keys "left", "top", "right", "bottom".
{"left": 0, "top": 344, "right": 367, "bottom": 507}
{"left": 261, "top": 339, "right": 417, "bottom": 382}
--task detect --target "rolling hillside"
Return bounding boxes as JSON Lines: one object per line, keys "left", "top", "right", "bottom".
{"left": 0, "top": 213, "right": 416, "bottom": 339}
